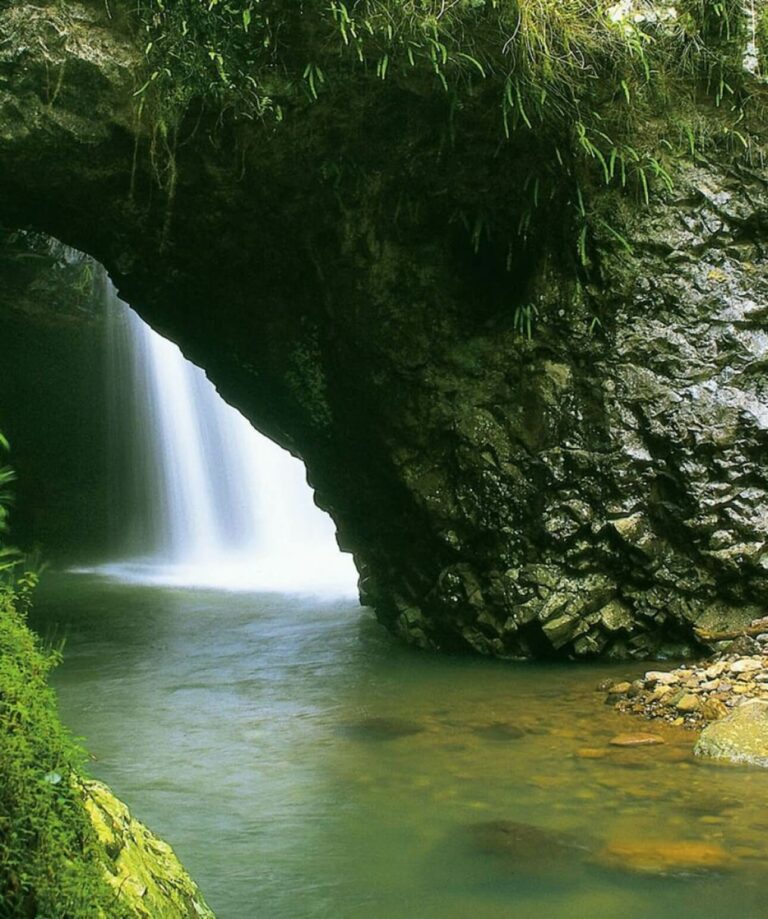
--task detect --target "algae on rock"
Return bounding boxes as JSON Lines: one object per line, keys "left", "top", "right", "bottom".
{"left": 695, "top": 700, "right": 768, "bottom": 767}
{"left": 81, "top": 780, "right": 215, "bottom": 918}
{"left": 0, "top": 579, "right": 214, "bottom": 917}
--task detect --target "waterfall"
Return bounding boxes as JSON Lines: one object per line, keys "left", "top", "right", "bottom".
{"left": 92, "top": 278, "right": 358, "bottom": 595}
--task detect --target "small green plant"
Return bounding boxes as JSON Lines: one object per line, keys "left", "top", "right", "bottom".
{"left": 0, "top": 433, "right": 123, "bottom": 916}
{"left": 0, "top": 434, "right": 22, "bottom": 579}
{"left": 513, "top": 302, "right": 538, "bottom": 340}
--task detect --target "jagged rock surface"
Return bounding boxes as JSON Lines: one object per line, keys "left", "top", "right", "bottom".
{"left": 81, "top": 779, "right": 215, "bottom": 917}
{"left": 1, "top": 1, "right": 767, "bottom": 658}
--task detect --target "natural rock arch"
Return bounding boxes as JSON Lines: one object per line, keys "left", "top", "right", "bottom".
{"left": 2, "top": 0, "right": 767, "bottom": 658}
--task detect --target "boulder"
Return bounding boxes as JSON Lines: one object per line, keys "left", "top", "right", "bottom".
{"left": 81, "top": 780, "right": 214, "bottom": 918}
{"left": 695, "top": 700, "right": 768, "bottom": 766}
{"left": 596, "top": 839, "right": 734, "bottom": 876}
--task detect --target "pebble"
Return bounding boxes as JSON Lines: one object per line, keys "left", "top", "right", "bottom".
{"left": 338, "top": 717, "right": 426, "bottom": 741}
{"left": 644, "top": 671, "right": 679, "bottom": 685}
{"left": 604, "top": 650, "right": 768, "bottom": 727}
{"left": 730, "top": 659, "right": 762, "bottom": 674}
{"left": 676, "top": 694, "right": 699, "bottom": 713}
{"left": 468, "top": 820, "right": 591, "bottom": 870}
{"left": 575, "top": 747, "right": 608, "bottom": 759}
{"left": 609, "top": 733, "right": 665, "bottom": 747}
{"left": 700, "top": 698, "right": 728, "bottom": 721}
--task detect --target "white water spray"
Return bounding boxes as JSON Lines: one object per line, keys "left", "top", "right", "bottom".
{"left": 89, "top": 279, "right": 358, "bottom": 595}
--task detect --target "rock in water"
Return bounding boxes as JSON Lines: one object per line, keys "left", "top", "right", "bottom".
{"left": 472, "top": 722, "right": 526, "bottom": 741}
{"left": 597, "top": 839, "right": 734, "bottom": 876}
{"left": 81, "top": 779, "right": 214, "bottom": 918}
{"left": 338, "top": 716, "right": 425, "bottom": 741}
{"left": 468, "top": 820, "right": 590, "bottom": 871}
{"left": 609, "top": 733, "right": 665, "bottom": 747}
{"left": 695, "top": 700, "right": 768, "bottom": 766}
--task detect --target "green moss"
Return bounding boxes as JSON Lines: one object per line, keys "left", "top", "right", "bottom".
{"left": 0, "top": 584, "right": 128, "bottom": 917}
{"left": 758, "top": 4, "right": 768, "bottom": 73}
{"left": 132, "top": 1, "right": 756, "bottom": 139}
{"left": 285, "top": 325, "right": 333, "bottom": 430}
{"left": 679, "top": 0, "right": 746, "bottom": 47}
{"left": 129, "top": 0, "right": 764, "bottom": 280}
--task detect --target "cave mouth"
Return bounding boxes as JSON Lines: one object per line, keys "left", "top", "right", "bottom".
{"left": 0, "top": 238, "right": 359, "bottom": 598}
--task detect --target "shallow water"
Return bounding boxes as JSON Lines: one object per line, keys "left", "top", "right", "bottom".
{"left": 30, "top": 574, "right": 768, "bottom": 918}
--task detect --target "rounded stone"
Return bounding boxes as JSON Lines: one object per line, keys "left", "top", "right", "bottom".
{"left": 699, "top": 698, "right": 729, "bottom": 721}
{"left": 676, "top": 693, "right": 700, "bottom": 713}
{"left": 609, "top": 733, "right": 665, "bottom": 747}
{"left": 730, "top": 659, "right": 762, "bottom": 674}
{"left": 644, "top": 670, "right": 679, "bottom": 685}
{"left": 695, "top": 699, "right": 768, "bottom": 766}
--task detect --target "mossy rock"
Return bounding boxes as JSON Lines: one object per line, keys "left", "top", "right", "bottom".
{"left": 81, "top": 779, "right": 215, "bottom": 918}
{"left": 694, "top": 700, "right": 768, "bottom": 767}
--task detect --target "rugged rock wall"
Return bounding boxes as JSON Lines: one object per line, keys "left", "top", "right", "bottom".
{"left": 0, "top": 235, "right": 111, "bottom": 558}
{"left": 0, "top": 1, "right": 766, "bottom": 658}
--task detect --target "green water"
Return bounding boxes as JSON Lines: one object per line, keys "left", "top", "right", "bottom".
{"left": 30, "top": 574, "right": 768, "bottom": 918}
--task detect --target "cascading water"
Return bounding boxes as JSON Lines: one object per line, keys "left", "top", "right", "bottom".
{"left": 93, "top": 276, "right": 358, "bottom": 595}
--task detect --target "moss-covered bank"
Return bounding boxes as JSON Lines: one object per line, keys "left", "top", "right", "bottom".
{"left": 0, "top": 584, "right": 214, "bottom": 917}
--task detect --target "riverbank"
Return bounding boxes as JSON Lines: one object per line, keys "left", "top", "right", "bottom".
{"left": 0, "top": 584, "right": 213, "bottom": 917}
{"left": 602, "top": 621, "right": 768, "bottom": 731}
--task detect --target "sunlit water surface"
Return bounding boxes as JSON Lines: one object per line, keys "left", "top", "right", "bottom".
{"left": 31, "top": 573, "right": 768, "bottom": 918}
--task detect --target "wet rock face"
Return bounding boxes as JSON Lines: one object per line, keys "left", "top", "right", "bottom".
{"left": 356, "top": 162, "right": 768, "bottom": 660}
{"left": 1, "top": 3, "right": 767, "bottom": 658}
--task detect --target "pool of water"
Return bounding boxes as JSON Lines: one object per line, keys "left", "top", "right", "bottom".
{"left": 30, "top": 573, "right": 768, "bottom": 918}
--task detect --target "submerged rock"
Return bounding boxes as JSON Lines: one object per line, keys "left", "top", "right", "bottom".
{"left": 338, "top": 717, "right": 425, "bottom": 741}
{"left": 472, "top": 722, "right": 526, "bottom": 742}
{"left": 596, "top": 839, "right": 734, "bottom": 876}
{"left": 468, "top": 820, "right": 590, "bottom": 870}
{"left": 609, "top": 733, "right": 664, "bottom": 747}
{"left": 81, "top": 779, "right": 214, "bottom": 918}
{"left": 695, "top": 700, "right": 768, "bottom": 767}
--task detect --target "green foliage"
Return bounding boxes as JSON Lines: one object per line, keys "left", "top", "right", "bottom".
{"left": 131, "top": 2, "right": 765, "bottom": 337}
{"left": 0, "top": 588, "right": 127, "bottom": 917}
{"left": 134, "top": 0, "right": 752, "bottom": 141}
{"left": 680, "top": 0, "right": 746, "bottom": 48}
{"left": 0, "top": 435, "right": 123, "bottom": 916}
{"left": 132, "top": 1, "right": 762, "bottom": 231}
{"left": 0, "top": 230, "right": 100, "bottom": 319}
{"left": 0, "top": 435, "right": 23, "bottom": 580}
{"left": 758, "top": 3, "right": 768, "bottom": 74}
{"left": 512, "top": 302, "right": 538, "bottom": 339}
